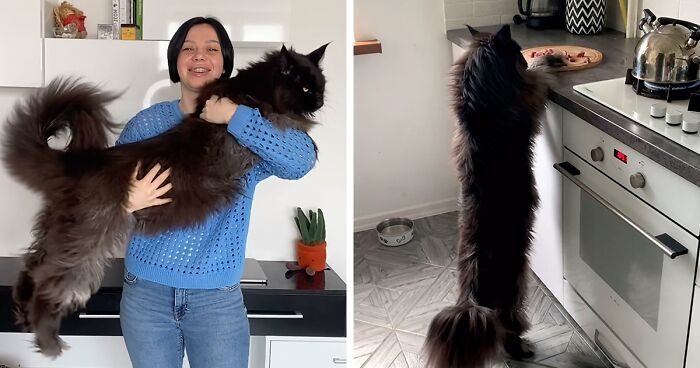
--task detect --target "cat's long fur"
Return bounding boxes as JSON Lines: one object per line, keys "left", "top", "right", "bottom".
{"left": 423, "top": 25, "right": 559, "bottom": 368}
{"left": 2, "top": 44, "right": 328, "bottom": 357}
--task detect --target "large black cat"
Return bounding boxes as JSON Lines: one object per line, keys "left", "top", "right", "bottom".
{"left": 423, "top": 25, "right": 559, "bottom": 368}
{"left": 1, "top": 43, "right": 328, "bottom": 357}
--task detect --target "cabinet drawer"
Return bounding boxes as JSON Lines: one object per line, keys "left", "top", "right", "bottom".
{"left": 0, "top": 286, "right": 123, "bottom": 335}
{"left": 0, "top": 333, "right": 131, "bottom": 367}
{"left": 267, "top": 337, "right": 346, "bottom": 368}
{"left": 245, "top": 293, "right": 345, "bottom": 337}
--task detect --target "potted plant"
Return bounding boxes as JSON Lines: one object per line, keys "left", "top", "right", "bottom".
{"left": 287, "top": 207, "right": 326, "bottom": 275}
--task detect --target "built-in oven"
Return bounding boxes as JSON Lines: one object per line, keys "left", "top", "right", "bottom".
{"left": 556, "top": 112, "right": 700, "bottom": 368}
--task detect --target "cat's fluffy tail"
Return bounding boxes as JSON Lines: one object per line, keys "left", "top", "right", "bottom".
{"left": 1, "top": 77, "right": 120, "bottom": 194}
{"left": 424, "top": 302, "right": 504, "bottom": 368}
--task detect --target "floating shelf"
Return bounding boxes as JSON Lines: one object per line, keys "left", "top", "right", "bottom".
{"left": 354, "top": 39, "right": 382, "bottom": 55}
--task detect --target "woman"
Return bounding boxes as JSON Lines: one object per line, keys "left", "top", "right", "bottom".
{"left": 117, "top": 17, "right": 317, "bottom": 368}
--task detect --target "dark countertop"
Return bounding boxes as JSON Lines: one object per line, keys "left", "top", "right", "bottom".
{"left": 0, "top": 257, "right": 346, "bottom": 293}
{"left": 447, "top": 24, "right": 700, "bottom": 187}
{"left": 0, "top": 257, "right": 346, "bottom": 337}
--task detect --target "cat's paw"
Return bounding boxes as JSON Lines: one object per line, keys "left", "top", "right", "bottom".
{"left": 504, "top": 334, "right": 535, "bottom": 360}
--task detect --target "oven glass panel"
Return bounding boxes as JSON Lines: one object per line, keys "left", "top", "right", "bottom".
{"left": 579, "top": 191, "right": 663, "bottom": 330}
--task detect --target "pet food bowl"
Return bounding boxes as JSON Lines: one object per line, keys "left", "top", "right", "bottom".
{"left": 376, "top": 218, "right": 415, "bottom": 247}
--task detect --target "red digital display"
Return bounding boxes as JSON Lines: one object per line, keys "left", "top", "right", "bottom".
{"left": 614, "top": 149, "right": 628, "bottom": 164}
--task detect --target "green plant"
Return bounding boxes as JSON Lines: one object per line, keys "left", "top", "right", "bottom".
{"left": 294, "top": 207, "right": 326, "bottom": 245}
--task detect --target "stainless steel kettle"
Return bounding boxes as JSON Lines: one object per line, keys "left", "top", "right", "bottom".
{"left": 515, "top": 0, "right": 565, "bottom": 29}
{"left": 632, "top": 9, "right": 700, "bottom": 84}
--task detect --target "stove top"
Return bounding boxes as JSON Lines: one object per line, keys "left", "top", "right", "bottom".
{"left": 625, "top": 69, "right": 700, "bottom": 102}
{"left": 574, "top": 78, "right": 700, "bottom": 155}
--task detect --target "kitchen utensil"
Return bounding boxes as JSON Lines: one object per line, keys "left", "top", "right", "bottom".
{"left": 515, "top": 0, "right": 565, "bottom": 29}
{"left": 521, "top": 45, "right": 603, "bottom": 71}
{"left": 632, "top": 9, "right": 700, "bottom": 84}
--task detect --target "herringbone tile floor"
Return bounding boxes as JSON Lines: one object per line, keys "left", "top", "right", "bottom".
{"left": 354, "top": 212, "right": 613, "bottom": 368}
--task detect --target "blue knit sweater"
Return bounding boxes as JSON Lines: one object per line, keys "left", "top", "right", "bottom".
{"left": 116, "top": 101, "right": 316, "bottom": 288}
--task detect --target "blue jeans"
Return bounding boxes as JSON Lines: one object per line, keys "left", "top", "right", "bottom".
{"left": 120, "top": 270, "right": 250, "bottom": 368}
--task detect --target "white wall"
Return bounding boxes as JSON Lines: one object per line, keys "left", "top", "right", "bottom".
{"left": 443, "top": 0, "right": 627, "bottom": 33}
{"left": 354, "top": 0, "right": 459, "bottom": 231}
{"left": 443, "top": 0, "right": 518, "bottom": 30}
{"left": 251, "top": 0, "right": 347, "bottom": 280}
{"left": 0, "top": 1, "right": 348, "bottom": 282}
{"left": 637, "top": 0, "right": 700, "bottom": 30}
{"left": 593, "top": 0, "right": 700, "bottom": 36}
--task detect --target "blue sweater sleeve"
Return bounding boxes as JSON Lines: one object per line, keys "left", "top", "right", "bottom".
{"left": 227, "top": 105, "right": 317, "bottom": 180}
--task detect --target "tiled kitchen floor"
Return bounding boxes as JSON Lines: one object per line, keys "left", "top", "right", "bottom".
{"left": 354, "top": 212, "right": 613, "bottom": 368}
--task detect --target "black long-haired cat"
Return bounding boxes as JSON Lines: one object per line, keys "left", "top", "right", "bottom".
{"left": 423, "top": 25, "right": 559, "bottom": 368}
{"left": 1, "top": 43, "right": 328, "bottom": 357}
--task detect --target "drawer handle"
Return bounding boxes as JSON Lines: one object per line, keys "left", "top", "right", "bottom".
{"left": 554, "top": 162, "right": 688, "bottom": 259}
{"left": 246, "top": 312, "right": 303, "bottom": 319}
{"left": 332, "top": 357, "right": 347, "bottom": 364}
{"left": 79, "top": 313, "right": 120, "bottom": 319}
{"left": 594, "top": 329, "right": 630, "bottom": 368}
{"left": 79, "top": 312, "right": 304, "bottom": 319}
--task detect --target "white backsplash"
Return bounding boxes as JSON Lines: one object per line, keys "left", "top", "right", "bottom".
{"left": 443, "top": 0, "right": 518, "bottom": 30}
{"left": 442, "top": 0, "right": 690, "bottom": 34}
{"left": 639, "top": 0, "right": 700, "bottom": 27}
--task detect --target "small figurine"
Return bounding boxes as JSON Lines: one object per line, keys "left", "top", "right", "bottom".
{"left": 53, "top": 1, "right": 87, "bottom": 39}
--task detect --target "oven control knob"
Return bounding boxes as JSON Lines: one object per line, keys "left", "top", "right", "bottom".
{"left": 650, "top": 103, "right": 666, "bottom": 118}
{"left": 630, "top": 172, "right": 646, "bottom": 189}
{"left": 590, "top": 147, "right": 604, "bottom": 162}
{"left": 666, "top": 110, "right": 683, "bottom": 126}
{"left": 682, "top": 115, "right": 700, "bottom": 134}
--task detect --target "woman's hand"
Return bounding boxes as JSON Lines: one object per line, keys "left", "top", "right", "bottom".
{"left": 200, "top": 95, "right": 238, "bottom": 125}
{"left": 124, "top": 162, "right": 173, "bottom": 213}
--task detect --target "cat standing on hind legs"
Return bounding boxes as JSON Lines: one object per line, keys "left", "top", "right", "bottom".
{"left": 423, "top": 24, "right": 561, "bottom": 368}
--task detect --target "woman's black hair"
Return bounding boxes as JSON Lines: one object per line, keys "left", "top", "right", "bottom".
{"left": 167, "top": 17, "right": 234, "bottom": 83}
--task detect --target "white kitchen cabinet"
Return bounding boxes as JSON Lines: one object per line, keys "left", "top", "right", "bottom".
{"left": 0, "top": 0, "right": 42, "bottom": 87}
{"left": 530, "top": 102, "right": 564, "bottom": 300}
{"left": 0, "top": 334, "right": 132, "bottom": 368}
{"left": 142, "top": 0, "right": 290, "bottom": 43}
{"left": 0, "top": 334, "right": 264, "bottom": 368}
{"left": 43, "top": 38, "right": 268, "bottom": 133}
{"left": 265, "top": 336, "right": 346, "bottom": 368}
{"left": 686, "top": 285, "right": 700, "bottom": 368}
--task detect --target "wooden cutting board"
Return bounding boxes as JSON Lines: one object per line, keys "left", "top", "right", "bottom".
{"left": 521, "top": 45, "right": 603, "bottom": 72}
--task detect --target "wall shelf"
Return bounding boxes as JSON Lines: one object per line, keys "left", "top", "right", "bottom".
{"left": 354, "top": 39, "right": 382, "bottom": 55}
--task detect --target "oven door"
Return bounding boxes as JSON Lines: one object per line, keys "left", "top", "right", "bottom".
{"left": 557, "top": 150, "right": 698, "bottom": 368}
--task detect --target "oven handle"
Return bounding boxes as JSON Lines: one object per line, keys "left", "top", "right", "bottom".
{"left": 554, "top": 162, "right": 689, "bottom": 259}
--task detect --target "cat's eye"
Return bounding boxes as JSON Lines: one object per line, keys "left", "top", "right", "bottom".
{"left": 302, "top": 87, "right": 310, "bottom": 93}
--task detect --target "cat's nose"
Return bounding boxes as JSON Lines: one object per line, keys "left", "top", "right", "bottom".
{"left": 316, "top": 98, "right": 324, "bottom": 109}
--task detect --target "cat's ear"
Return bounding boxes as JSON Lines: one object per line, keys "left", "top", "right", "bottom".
{"left": 493, "top": 24, "right": 511, "bottom": 43}
{"left": 280, "top": 45, "right": 292, "bottom": 75}
{"left": 307, "top": 42, "right": 330, "bottom": 66}
{"left": 466, "top": 25, "right": 480, "bottom": 37}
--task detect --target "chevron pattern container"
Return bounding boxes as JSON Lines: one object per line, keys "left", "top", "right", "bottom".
{"left": 566, "top": 0, "right": 606, "bottom": 34}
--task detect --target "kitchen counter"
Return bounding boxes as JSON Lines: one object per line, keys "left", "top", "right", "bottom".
{"left": 447, "top": 24, "right": 700, "bottom": 187}
{"left": 0, "top": 257, "right": 346, "bottom": 337}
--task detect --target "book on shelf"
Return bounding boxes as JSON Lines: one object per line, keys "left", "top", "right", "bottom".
{"left": 135, "top": 0, "right": 143, "bottom": 40}
{"left": 112, "top": 0, "right": 143, "bottom": 40}
{"left": 120, "top": 0, "right": 132, "bottom": 24}
{"left": 112, "top": 0, "right": 120, "bottom": 39}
